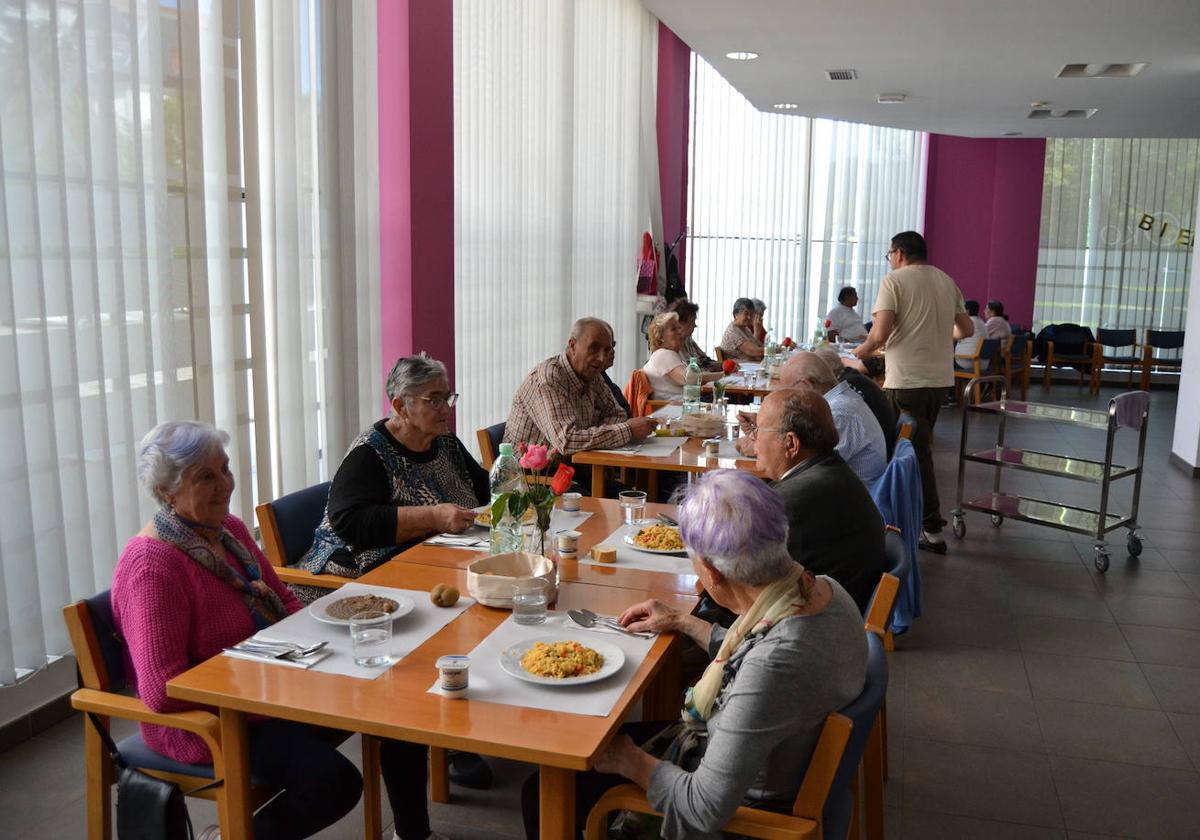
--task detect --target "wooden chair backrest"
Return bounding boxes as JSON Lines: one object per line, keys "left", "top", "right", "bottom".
{"left": 255, "top": 501, "right": 285, "bottom": 568}
{"left": 792, "top": 712, "right": 854, "bottom": 819}
{"left": 864, "top": 573, "right": 901, "bottom": 639}
{"left": 62, "top": 600, "right": 111, "bottom": 692}
{"left": 714, "top": 346, "right": 727, "bottom": 363}
{"left": 476, "top": 427, "right": 497, "bottom": 470}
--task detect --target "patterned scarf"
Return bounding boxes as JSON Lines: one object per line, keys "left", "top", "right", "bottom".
{"left": 153, "top": 508, "right": 286, "bottom": 630}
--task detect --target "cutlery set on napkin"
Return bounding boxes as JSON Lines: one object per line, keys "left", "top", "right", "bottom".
{"left": 223, "top": 637, "right": 332, "bottom": 669}
{"left": 424, "top": 534, "right": 489, "bottom": 548}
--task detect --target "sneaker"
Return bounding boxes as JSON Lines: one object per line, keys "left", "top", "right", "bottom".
{"left": 919, "top": 529, "right": 947, "bottom": 554}
{"left": 197, "top": 827, "right": 221, "bottom": 840}
{"left": 447, "top": 750, "right": 493, "bottom": 790}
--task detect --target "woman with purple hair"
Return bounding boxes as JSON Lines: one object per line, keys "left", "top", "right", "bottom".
{"left": 521, "top": 469, "right": 867, "bottom": 839}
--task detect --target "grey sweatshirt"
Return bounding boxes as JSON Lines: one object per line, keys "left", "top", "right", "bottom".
{"left": 647, "top": 578, "right": 868, "bottom": 839}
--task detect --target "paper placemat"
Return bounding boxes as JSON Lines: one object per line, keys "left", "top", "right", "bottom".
{"left": 594, "top": 438, "right": 683, "bottom": 457}
{"left": 426, "top": 613, "right": 656, "bottom": 716}
{"left": 712, "top": 439, "right": 752, "bottom": 460}
{"left": 427, "top": 510, "right": 595, "bottom": 552}
{"left": 580, "top": 523, "right": 695, "bottom": 576}
{"left": 223, "top": 583, "right": 472, "bottom": 680}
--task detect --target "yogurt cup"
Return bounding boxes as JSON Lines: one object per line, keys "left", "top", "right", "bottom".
{"left": 557, "top": 530, "right": 581, "bottom": 553}
{"left": 436, "top": 655, "right": 470, "bottom": 698}
{"left": 561, "top": 492, "right": 582, "bottom": 512}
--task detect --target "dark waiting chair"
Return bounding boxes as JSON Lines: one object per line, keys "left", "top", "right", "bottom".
{"left": 999, "top": 332, "right": 1032, "bottom": 400}
{"left": 954, "top": 338, "right": 1002, "bottom": 404}
{"left": 1088, "top": 328, "right": 1141, "bottom": 393}
{"left": 1140, "top": 329, "right": 1185, "bottom": 390}
{"left": 1042, "top": 323, "right": 1097, "bottom": 390}
{"left": 475, "top": 422, "right": 506, "bottom": 470}
{"left": 255, "top": 481, "right": 350, "bottom": 591}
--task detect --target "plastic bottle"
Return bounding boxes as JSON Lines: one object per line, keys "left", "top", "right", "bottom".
{"left": 813, "top": 318, "right": 826, "bottom": 347}
{"left": 682, "top": 356, "right": 703, "bottom": 414}
{"left": 763, "top": 329, "right": 779, "bottom": 376}
{"left": 488, "top": 443, "right": 527, "bottom": 554}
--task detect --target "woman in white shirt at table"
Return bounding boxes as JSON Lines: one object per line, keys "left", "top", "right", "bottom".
{"left": 985, "top": 300, "right": 1013, "bottom": 342}
{"left": 825, "top": 286, "right": 868, "bottom": 342}
{"left": 954, "top": 300, "right": 990, "bottom": 370}
{"left": 644, "top": 312, "right": 725, "bottom": 399}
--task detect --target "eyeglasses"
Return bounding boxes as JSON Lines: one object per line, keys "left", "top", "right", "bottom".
{"left": 748, "top": 426, "right": 787, "bottom": 439}
{"left": 412, "top": 393, "right": 459, "bottom": 409}
{"left": 884, "top": 248, "right": 898, "bottom": 260}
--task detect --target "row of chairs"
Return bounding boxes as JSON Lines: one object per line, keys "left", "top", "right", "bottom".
{"left": 953, "top": 332, "right": 1032, "bottom": 404}
{"left": 1043, "top": 327, "right": 1185, "bottom": 394}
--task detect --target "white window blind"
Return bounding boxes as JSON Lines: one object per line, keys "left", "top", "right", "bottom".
{"left": 1035, "top": 138, "right": 1200, "bottom": 332}
{"left": 452, "top": 0, "right": 660, "bottom": 451}
{"left": 0, "top": 0, "right": 379, "bottom": 699}
{"left": 686, "top": 54, "right": 927, "bottom": 353}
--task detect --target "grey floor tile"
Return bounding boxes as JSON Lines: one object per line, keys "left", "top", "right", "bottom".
{"left": 920, "top": 574, "right": 1012, "bottom": 612}
{"left": 1090, "top": 568, "right": 1194, "bottom": 599}
{"left": 901, "top": 808, "right": 1067, "bottom": 839}
{"left": 903, "top": 645, "right": 1032, "bottom": 696}
{"left": 1121, "top": 624, "right": 1200, "bottom": 669}
{"left": 1005, "top": 559, "right": 1101, "bottom": 592}
{"left": 1034, "top": 698, "right": 1191, "bottom": 769}
{"left": 1050, "top": 754, "right": 1200, "bottom": 839}
{"left": 904, "top": 683, "right": 1043, "bottom": 751}
{"left": 1144, "top": 529, "right": 1200, "bottom": 551}
{"left": 1142, "top": 663, "right": 1200, "bottom": 714}
{"left": 1105, "top": 593, "right": 1200, "bottom": 630}
{"left": 901, "top": 737, "right": 1062, "bottom": 828}
{"left": 1167, "top": 712, "right": 1200, "bottom": 769}
{"left": 0, "top": 735, "right": 87, "bottom": 837}
{"left": 901, "top": 606, "right": 1021, "bottom": 651}
{"left": 1014, "top": 614, "right": 1135, "bottom": 661}
{"left": 1007, "top": 584, "right": 1114, "bottom": 623}
{"left": 1023, "top": 652, "right": 1158, "bottom": 709}
{"left": 1178, "top": 573, "right": 1200, "bottom": 599}
{"left": 1159, "top": 549, "right": 1200, "bottom": 575}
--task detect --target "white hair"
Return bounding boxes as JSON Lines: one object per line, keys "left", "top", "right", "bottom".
{"left": 137, "top": 421, "right": 230, "bottom": 504}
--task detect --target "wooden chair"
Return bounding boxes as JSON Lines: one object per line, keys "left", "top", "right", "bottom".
{"left": 256, "top": 482, "right": 352, "bottom": 592}
{"left": 953, "top": 338, "right": 1001, "bottom": 404}
{"left": 1041, "top": 323, "right": 1096, "bottom": 390}
{"left": 1140, "top": 329, "right": 1185, "bottom": 390}
{"left": 63, "top": 592, "right": 385, "bottom": 839}
{"left": 895, "top": 412, "right": 915, "bottom": 442}
{"left": 585, "top": 637, "right": 888, "bottom": 840}
{"left": 999, "top": 332, "right": 1032, "bottom": 400}
{"left": 714, "top": 346, "right": 727, "bottom": 363}
{"left": 476, "top": 422, "right": 506, "bottom": 470}
{"left": 864, "top": 527, "right": 907, "bottom": 804}
{"left": 1089, "top": 328, "right": 1140, "bottom": 393}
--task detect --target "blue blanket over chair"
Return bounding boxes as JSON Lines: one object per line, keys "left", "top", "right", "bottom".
{"left": 870, "top": 438, "right": 923, "bottom": 634}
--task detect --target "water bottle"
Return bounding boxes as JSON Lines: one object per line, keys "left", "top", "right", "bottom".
{"left": 813, "top": 318, "right": 826, "bottom": 347}
{"left": 682, "top": 356, "right": 703, "bottom": 414}
{"left": 488, "top": 443, "right": 527, "bottom": 554}
{"left": 763, "top": 329, "right": 780, "bottom": 376}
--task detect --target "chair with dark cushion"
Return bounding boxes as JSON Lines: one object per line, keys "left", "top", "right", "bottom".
{"left": 256, "top": 481, "right": 350, "bottom": 591}
{"left": 999, "top": 332, "right": 1032, "bottom": 399}
{"left": 1089, "top": 328, "right": 1140, "bottom": 393}
{"left": 476, "top": 422, "right": 507, "bottom": 470}
{"left": 1140, "top": 329, "right": 1185, "bottom": 390}
{"left": 1042, "top": 323, "right": 1097, "bottom": 389}
{"left": 953, "top": 338, "right": 1002, "bottom": 404}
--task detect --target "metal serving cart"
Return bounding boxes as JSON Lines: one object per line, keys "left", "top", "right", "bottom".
{"left": 950, "top": 376, "right": 1149, "bottom": 572}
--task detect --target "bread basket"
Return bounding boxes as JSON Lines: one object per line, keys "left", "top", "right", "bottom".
{"left": 680, "top": 411, "right": 725, "bottom": 439}
{"left": 466, "top": 552, "right": 558, "bottom": 608}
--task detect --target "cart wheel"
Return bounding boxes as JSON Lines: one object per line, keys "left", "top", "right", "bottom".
{"left": 990, "top": 514, "right": 1004, "bottom": 528}
{"left": 1127, "top": 535, "right": 1143, "bottom": 557}
{"left": 1093, "top": 547, "right": 1110, "bottom": 573}
{"left": 952, "top": 517, "right": 966, "bottom": 539}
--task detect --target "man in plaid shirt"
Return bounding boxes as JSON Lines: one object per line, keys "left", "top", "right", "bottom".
{"left": 505, "top": 318, "right": 658, "bottom": 459}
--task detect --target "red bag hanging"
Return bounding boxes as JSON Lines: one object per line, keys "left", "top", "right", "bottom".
{"left": 636, "top": 231, "right": 658, "bottom": 296}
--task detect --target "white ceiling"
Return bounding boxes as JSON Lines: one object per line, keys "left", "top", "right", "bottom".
{"left": 642, "top": 0, "right": 1200, "bottom": 138}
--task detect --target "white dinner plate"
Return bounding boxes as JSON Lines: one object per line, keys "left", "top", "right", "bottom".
{"left": 308, "top": 592, "right": 416, "bottom": 626}
{"left": 622, "top": 529, "right": 687, "bottom": 555}
{"left": 499, "top": 635, "right": 626, "bottom": 686}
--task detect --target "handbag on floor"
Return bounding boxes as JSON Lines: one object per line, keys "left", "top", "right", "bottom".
{"left": 86, "top": 712, "right": 196, "bottom": 840}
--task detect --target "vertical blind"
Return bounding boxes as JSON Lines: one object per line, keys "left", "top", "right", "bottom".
{"left": 1035, "top": 138, "right": 1200, "bottom": 333}
{"left": 452, "top": 0, "right": 660, "bottom": 452}
{"left": 0, "top": 0, "right": 378, "bottom": 693}
{"left": 686, "top": 55, "right": 927, "bottom": 354}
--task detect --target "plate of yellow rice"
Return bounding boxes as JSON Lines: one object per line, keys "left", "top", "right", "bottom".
{"left": 623, "top": 524, "right": 686, "bottom": 554}
{"left": 500, "top": 636, "right": 625, "bottom": 686}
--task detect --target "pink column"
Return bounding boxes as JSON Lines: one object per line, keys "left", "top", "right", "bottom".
{"left": 377, "top": 0, "right": 456, "bottom": 410}
{"left": 657, "top": 22, "right": 691, "bottom": 286}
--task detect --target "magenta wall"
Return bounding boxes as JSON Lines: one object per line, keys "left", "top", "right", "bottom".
{"left": 377, "top": 0, "right": 456, "bottom": 409}
{"left": 924, "top": 134, "right": 1046, "bottom": 329}
{"left": 657, "top": 22, "right": 691, "bottom": 285}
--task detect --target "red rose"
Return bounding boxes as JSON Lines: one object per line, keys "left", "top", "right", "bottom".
{"left": 824, "top": 319, "right": 832, "bottom": 328}
{"left": 550, "top": 462, "right": 575, "bottom": 495}
{"left": 782, "top": 337, "right": 794, "bottom": 348}
{"left": 722, "top": 359, "right": 737, "bottom": 374}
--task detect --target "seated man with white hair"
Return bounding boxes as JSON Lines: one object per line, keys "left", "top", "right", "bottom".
{"left": 737, "top": 352, "right": 887, "bottom": 484}
{"left": 814, "top": 347, "right": 898, "bottom": 458}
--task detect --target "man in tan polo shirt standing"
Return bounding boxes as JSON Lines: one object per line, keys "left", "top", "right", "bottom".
{"left": 854, "top": 231, "right": 973, "bottom": 553}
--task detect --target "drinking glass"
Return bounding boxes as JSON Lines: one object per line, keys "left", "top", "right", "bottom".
{"left": 712, "top": 380, "right": 727, "bottom": 403}
{"left": 512, "top": 579, "right": 549, "bottom": 625}
{"left": 350, "top": 610, "right": 393, "bottom": 667}
{"left": 619, "top": 490, "right": 648, "bottom": 525}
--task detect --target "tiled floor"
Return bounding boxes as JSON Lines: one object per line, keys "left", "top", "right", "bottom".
{"left": 4, "top": 386, "right": 1199, "bottom": 839}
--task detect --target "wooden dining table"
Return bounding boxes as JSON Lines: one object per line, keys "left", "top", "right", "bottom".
{"left": 396, "top": 497, "right": 700, "bottom": 596}
{"left": 167, "top": 563, "right": 697, "bottom": 840}
{"left": 571, "top": 436, "right": 764, "bottom": 498}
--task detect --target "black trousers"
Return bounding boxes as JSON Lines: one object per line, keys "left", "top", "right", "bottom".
{"left": 885, "top": 386, "right": 947, "bottom": 531}
{"left": 520, "top": 721, "right": 671, "bottom": 840}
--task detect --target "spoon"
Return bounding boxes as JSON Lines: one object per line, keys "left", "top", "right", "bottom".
{"left": 240, "top": 640, "right": 328, "bottom": 659}
{"left": 567, "top": 609, "right": 654, "bottom": 639}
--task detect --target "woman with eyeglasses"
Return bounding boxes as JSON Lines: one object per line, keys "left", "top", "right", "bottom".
{"left": 300, "top": 353, "right": 486, "bottom": 581}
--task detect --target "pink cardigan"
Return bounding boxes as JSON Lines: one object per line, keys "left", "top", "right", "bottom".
{"left": 111, "top": 514, "right": 302, "bottom": 765}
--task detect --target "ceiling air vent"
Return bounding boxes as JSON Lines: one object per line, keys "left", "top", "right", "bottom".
{"left": 1057, "top": 63, "right": 1147, "bottom": 79}
{"left": 825, "top": 69, "right": 858, "bottom": 81}
{"left": 1028, "top": 107, "right": 1099, "bottom": 119}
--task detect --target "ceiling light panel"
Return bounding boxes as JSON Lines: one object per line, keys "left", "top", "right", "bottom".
{"left": 1057, "top": 63, "right": 1148, "bottom": 78}
{"left": 726, "top": 51, "right": 759, "bottom": 61}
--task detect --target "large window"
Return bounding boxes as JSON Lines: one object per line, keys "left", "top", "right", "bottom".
{"left": 1035, "top": 138, "right": 1200, "bottom": 332}
{"left": 0, "top": 0, "right": 378, "bottom": 704}
{"left": 686, "top": 55, "right": 927, "bottom": 352}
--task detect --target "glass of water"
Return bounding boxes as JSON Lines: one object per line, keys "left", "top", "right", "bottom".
{"left": 350, "top": 610, "right": 393, "bottom": 667}
{"left": 512, "top": 579, "right": 548, "bottom": 625}
{"left": 619, "top": 490, "right": 648, "bottom": 525}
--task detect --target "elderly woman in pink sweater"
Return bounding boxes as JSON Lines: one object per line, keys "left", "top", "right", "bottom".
{"left": 113, "top": 421, "right": 442, "bottom": 840}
